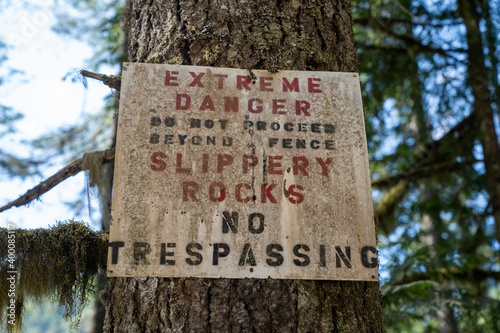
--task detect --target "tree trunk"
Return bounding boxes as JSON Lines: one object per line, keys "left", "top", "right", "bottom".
{"left": 458, "top": 0, "right": 500, "bottom": 240}
{"left": 101, "top": 1, "right": 385, "bottom": 332}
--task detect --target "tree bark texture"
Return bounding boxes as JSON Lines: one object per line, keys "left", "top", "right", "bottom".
{"left": 102, "top": 1, "right": 385, "bottom": 332}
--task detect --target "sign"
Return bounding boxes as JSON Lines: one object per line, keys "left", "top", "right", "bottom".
{"left": 107, "top": 63, "right": 378, "bottom": 281}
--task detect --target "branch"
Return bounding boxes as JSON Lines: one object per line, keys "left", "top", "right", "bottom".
{"left": 371, "top": 159, "right": 478, "bottom": 188}
{"left": 371, "top": 113, "right": 477, "bottom": 188}
{"left": 374, "top": 180, "right": 409, "bottom": 235}
{"left": 356, "top": 17, "right": 463, "bottom": 27}
{"left": 391, "top": 268, "right": 500, "bottom": 286}
{"left": 356, "top": 16, "right": 467, "bottom": 58}
{"left": 0, "top": 148, "right": 115, "bottom": 213}
{"left": 0, "top": 221, "right": 108, "bottom": 328}
{"left": 80, "top": 69, "right": 122, "bottom": 90}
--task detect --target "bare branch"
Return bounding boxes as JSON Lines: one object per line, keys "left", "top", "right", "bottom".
{"left": 0, "top": 149, "right": 115, "bottom": 213}
{"left": 80, "top": 70, "right": 122, "bottom": 90}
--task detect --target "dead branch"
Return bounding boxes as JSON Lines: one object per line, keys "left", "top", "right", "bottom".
{"left": 80, "top": 69, "right": 122, "bottom": 90}
{"left": 0, "top": 148, "right": 115, "bottom": 213}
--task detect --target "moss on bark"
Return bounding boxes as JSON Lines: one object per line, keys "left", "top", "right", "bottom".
{"left": 0, "top": 221, "right": 108, "bottom": 332}
{"left": 102, "top": 0, "right": 385, "bottom": 332}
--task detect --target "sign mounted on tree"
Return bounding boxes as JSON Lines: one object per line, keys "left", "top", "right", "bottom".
{"left": 107, "top": 63, "right": 378, "bottom": 281}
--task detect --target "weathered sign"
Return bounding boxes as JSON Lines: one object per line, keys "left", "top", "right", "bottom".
{"left": 107, "top": 63, "right": 378, "bottom": 281}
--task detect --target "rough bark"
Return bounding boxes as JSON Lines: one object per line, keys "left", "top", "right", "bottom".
{"left": 102, "top": 1, "right": 385, "bottom": 332}
{"left": 124, "top": 0, "right": 357, "bottom": 72}
{"left": 102, "top": 278, "right": 383, "bottom": 332}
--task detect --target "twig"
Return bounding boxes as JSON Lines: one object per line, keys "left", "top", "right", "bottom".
{"left": 0, "top": 149, "right": 115, "bottom": 213}
{"left": 389, "top": 0, "right": 427, "bottom": 23}
{"left": 80, "top": 70, "right": 122, "bottom": 90}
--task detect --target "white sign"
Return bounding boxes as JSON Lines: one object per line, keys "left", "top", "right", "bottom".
{"left": 107, "top": 63, "right": 378, "bottom": 281}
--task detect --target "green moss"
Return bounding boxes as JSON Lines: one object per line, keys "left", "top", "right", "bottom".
{"left": 374, "top": 180, "right": 409, "bottom": 235}
{"left": 0, "top": 221, "right": 108, "bottom": 332}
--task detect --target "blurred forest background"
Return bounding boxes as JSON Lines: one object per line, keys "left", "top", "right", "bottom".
{"left": 1, "top": 0, "right": 499, "bottom": 332}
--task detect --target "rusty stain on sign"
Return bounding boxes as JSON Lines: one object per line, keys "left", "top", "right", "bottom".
{"left": 107, "top": 63, "right": 378, "bottom": 281}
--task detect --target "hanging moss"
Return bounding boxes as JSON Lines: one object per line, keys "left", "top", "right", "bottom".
{"left": 82, "top": 150, "right": 113, "bottom": 230}
{"left": 0, "top": 221, "right": 108, "bottom": 332}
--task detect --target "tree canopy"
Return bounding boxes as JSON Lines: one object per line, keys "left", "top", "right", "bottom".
{"left": 0, "top": 0, "right": 499, "bottom": 332}
{"left": 354, "top": 0, "right": 500, "bottom": 331}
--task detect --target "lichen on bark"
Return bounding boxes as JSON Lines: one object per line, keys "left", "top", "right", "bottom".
{"left": 103, "top": 0, "right": 385, "bottom": 332}
{"left": 124, "top": 0, "right": 358, "bottom": 72}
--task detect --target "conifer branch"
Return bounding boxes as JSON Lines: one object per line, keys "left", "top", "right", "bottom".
{"left": 0, "top": 149, "right": 115, "bottom": 213}
{"left": 371, "top": 113, "right": 476, "bottom": 188}
{"left": 80, "top": 69, "right": 122, "bottom": 90}
{"left": 389, "top": 268, "right": 500, "bottom": 286}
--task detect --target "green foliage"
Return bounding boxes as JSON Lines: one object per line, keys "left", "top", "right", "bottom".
{"left": 29, "top": 97, "right": 117, "bottom": 221}
{"left": 0, "top": 106, "right": 35, "bottom": 178}
{"left": 353, "top": 0, "right": 500, "bottom": 331}
{"left": 0, "top": 221, "right": 108, "bottom": 332}
{"left": 31, "top": 104, "right": 116, "bottom": 161}
{"left": 1, "top": 0, "right": 499, "bottom": 331}
{"left": 52, "top": 0, "right": 127, "bottom": 69}
{"left": 0, "top": 38, "right": 40, "bottom": 179}
{"left": 25, "top": 0, "right": 126, "bottom": 223}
